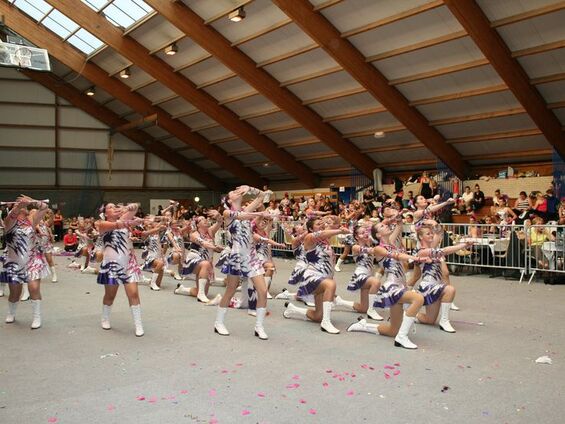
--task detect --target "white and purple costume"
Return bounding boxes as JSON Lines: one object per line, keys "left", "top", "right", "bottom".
{"left": 182, "top": 233, "right": 213, "bottom": 277}
{"left": 288, "top": 243, "right": 306, "bottom": 286}
{"left": 297, "top": 235, "right": 334, "bottom": 297}
{"left": 416, "top": 248, "right": 445, "bottom": 305}
{"left": 97, "top": 228, "right": 141, "bottom": 285}
{"left": 142, "top": 232, "right": 165, "bottom": 271}
{"left": 0, "top": 219, "right": 34, "bottom": 284}
{"left": 346, "top": 246, "right": 380, "bottom": 291}
{"left": 373, "top": 244, "right": 407, "bottom": 308}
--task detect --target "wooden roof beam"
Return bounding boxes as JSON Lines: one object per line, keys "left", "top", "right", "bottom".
{"left": 274, "top": 0, "right": 469, "bottom": 178}
{"left": 0, "top": 1, "right": 263, "bottom": 188}
{"left": 22, "top": 71, "right": 225, "bottom": 191}
{"left": 444, "top": 0, "right": 565, "bottom": 159}
{"left": 46, "top": 0, "right": 317, "bottom": 188}
{"left": 145, "top": 0, "right": 377, "bottom": 180}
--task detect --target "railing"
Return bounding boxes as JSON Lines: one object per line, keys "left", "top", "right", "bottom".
{"left": 214, "top": 222, "right": 564, "bottom": 283}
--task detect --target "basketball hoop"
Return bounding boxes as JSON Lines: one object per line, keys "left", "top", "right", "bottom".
{"left": 14, "top": 46, "right": 32, "bottom": 68}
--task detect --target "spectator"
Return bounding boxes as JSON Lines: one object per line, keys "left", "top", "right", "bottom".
{"left": 471, "top": 184, "right": 485, "bottom": 212}
{"left": 546, "top": 188, "right": 559, "bottom": 221}
{"left": 403, "top": 190, "right": 415, "bottom": 210}
{"left": 529, "top": 217, "right": 551, "bottom": 268}
{"left": 513, "top": 191, "right": 532, "bottom": 218}
{"left": 394, "top": 191, "right": 403, "bottom": 207}
{"left": 266, "top": 200, "right": 281, "bottom": 217}
{"left": 63, "top": 228, "right": 78, "bottom": 252}
{"left": 533, "top": 192, "right": 548, "bottom": 220}
{"left": 157, "top": 205, "right": 163, "bottom": 216}
{"left": 492, "top": 189, "right": 503, "bottom": 207}
{"left": 420, "top": 171, "right": 432, "bottom": 198}
{"left": 461, "top": 186, "right": 473, "bottom": 212}
{"left": 53, "top": 209, "right": 63, "bottom": 242}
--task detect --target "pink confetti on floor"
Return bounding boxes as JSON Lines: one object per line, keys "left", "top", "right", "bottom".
{"left": 136, "top": 395, "right": 146, "bottom": 401}
{"left": 351, "top": 374, "right": 357, "bottom": 378}
{"left": 257, "top": 392, "right": 265, "bottom": 398}
{"left": 148, "top": 396, "right": 158, "bottom": 403}
{"left": 325, "top": 369, "right": 333, "bottom": 373}
{"left": 221, "top": 370, "right": 229, "bottom": 374}
{"left": 209, "top": 418, "right": 218, "bottom": 424}
{"left": 47, "top": 418, "right": 58, "bottom": 423}
{"left": 346, "top": 390, "right": 355, "bottom": 397}
{"left": 394, "top": 362, "right": 401, "bottom": 367}
{"left": 235, "top": 363, "right": 244, "bottom": 367}
{"left": 286, "top": 383, "right": 300, "bottom": 389}
{"left": 209, "top": 389, "right": 217, "bottom": 397}
{"left": 384, "top": 365, "right": 395, "bottom": 370}
{"left": 299, "top": 399, "right": 307, "bottom": 404}
{"left": 322, "top": 382, "right": 329, "bottom": 388}
{"left": 241, "top": 410, "right": 251, "bottom": 416}
{"left": 361, "top": 364, "right": 368, "bottom": 369}
{"left": 393, "top": 370, "right": 401, "bottom": 376}
{"left": 368, "top": 366, "right": 375, "bottom": 371}
{"left": 190, "top": 363, "right": 197, "bottom": 367}
{"left": 180, "top": 390, "right": 189, "bottom": 395}
{"left": 308, "top": 409, "right": 317, "bottom": 415}
{"left": 292, "top": 375, "right": 300, "bottom": 380}
{"left": 384, "top": 373, "right": 391, "bottom": 380}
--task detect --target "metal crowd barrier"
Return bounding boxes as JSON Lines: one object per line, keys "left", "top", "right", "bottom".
{"left": 213, "top": 221, "right": 564, "bottom": 284}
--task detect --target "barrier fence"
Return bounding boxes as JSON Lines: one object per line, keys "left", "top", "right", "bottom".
{"left": 214, "top": 222, "right": 564, "bottom": 284}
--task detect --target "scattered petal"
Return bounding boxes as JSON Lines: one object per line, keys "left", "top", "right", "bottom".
{"left": 209, "top": 418, "right": 218, "bottom": 424}
{"left": 47, "top": 418, "right": 58, "bottom": 423}
{"left": 180, "top": 390, "right": 189, "bottom": 395}
{"left": 325, "top": 369, "right": 333, "bottom": 373}
{"left": 292, "top": 375, "right": 300, "bottom": 380}
{"left": 308, "top": 409, "right": 317, "bottom": 415}
{"left": 190, "top": 363, "right": 197, "bottom": 367}
{"left": 322, "top": 382, "right": 329, "bottom": 388}
{"left": 209, "top": 389, "right": 217, "bottom": 397}
{"left": 393, "top": 370, "right": 401, "bottom": 376}
{"left": 286, "top": 383, "right": 300, "bottom": 389}
{"left": 299, "top": 399, "right": 307, "bottom": 404}
{"left": 136, "top": 395, "right": 146, "bottom": 401}
{"left": 394, "top": 362, "right": 401, "bottom": 367}
{"left": 221, "top": 370, "right": 229, "bottom": 374}
{"left": 384, "top": 373, "right": 391, "bottom": 380}
{"left": 241, "top": 410, "right": 251, "bottom": 416}
{"left": 368, "top": 366, "right": 375, "bottom": 371}
{"left": 235, "top": 363, "right": 244, "bottom": 367}
{"left": 257, "top": 392, "right": 265, "bottom": 398}
{"left": 346, "top": 390, "right": 355, "bottom": 397}
{"left": 384, "top": 365, "right": 395, "bottom": 370}
{"left": 148, "top": 396, "right": 158, "bottom": 403}
{"left": 361, "top": 364, "right": 368, "bottom": 369}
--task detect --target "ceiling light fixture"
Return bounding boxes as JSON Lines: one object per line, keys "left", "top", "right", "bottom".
{"left": 120, "top": 68, "right": 131, "bottom": 79}
{"left": 164, "top": 43, "right": 178, "bottom": 56}
{"left": 194, "top": 196, "right": 200, "bottom": 203}
{"left": 228, "top": 6, "right": 246, "bottom": 22}
{"left": 86, "top": 86, "right": 95, "bottom": 96}
{"left": 373, "top": 131, "right": 385, "bottom": 138}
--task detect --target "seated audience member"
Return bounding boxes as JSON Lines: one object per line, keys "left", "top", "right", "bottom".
{"left": 513, "top": 191, "right": 532, "bottom": 218}
{"left": 533, "top": 192, "right": 548, "bottom": 220}
{"left": 529, "top": 217, "right": 551, "bottom": 268}
{"left": 461, "top": 186, "right": 474, "bottom": 213}
{"left": 492, "top": 189, "right": 502, "bottom": 207}
{"left": 545, "top": 188, "right": 559, "bottom": 221}
{"left": 63, "top": 228, "right": 79, "bottom": 252}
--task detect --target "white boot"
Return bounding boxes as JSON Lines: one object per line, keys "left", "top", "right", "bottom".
{"left": 320, "top": 301, "right": 340, "bottom": 334}
{"left": 265, "top": 276, "right": 273, "bottom": 299}
{"left": 173, "top": 283, "right": 191, "bottom": 296}
{"left": 347, "top": 317, "right": 379, "bottom": 334}
{"left": 283, "top": 302, "right": 308, "bottom": 320}
{"left": 367, "top": 294, "right": 384, "bottom": 320}
{"left": 5, "top": 301, "right": 17, "bottom": 323}
{"left": 130, "top": 305, "right": 144, "bottom": 337}
{"left": 149, "top": 273, "right": 160, "bottom": 291}
{"left": 81, "top": 266, "right": 96, "bottom": 274}
{"left": 197, "top": 279, "right": 210, "bottom": 303}
{"left": 333, "top": 295, "right": 355, "bottom": 312}
{"left": 439, "top": 302, "right": 456, "bottom": 333}
{"left": 239, "top": 279, "right": 249, "bottom": 309}
{"left": 173, "top": 271, "right": 182, "bottom": 280}
{"left": 334, "top": 258, "right": 344, "bottom": 272}
{"left": 450, "top": 303, "right": 460, "bottom": 311}
{"left": 165, "top": 268, "right": 175, "bottom": 276}
{"left": 20, "top": 283, "right": 30, "bottom": 301}
{"left": 31, "top": 299, "right": 41, "bottom": 329}
{"left": 275, "top": 289, "right": 294, "bottom": 300}
{"left": 394, "top": 313, "right": 418, "bottom": 349}
{"left": 101, "top": 304, "right": 112, "bottom": 330}
{"left": 205, "top": 294, "right": 222, "bottom": 306}
{"left": 0, "top": 282, "right": 5, "bottom": 297}
{"left": 51, "top": 267, "right": 58, "bottom": 283}
{"left": 214, "top": 307, "right": 229, "bottom": 336}
{"left": 254, "top": 307, "right": 268, "bottom": 340}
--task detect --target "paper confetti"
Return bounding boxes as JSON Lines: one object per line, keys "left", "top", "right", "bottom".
{"left": 393, "top": 370, "right": 401, "bottom": 376}
{"left": 346, "top": 390, "right": 355, "bottom": 397}
{"left": 47, "top": 418, "right": 58, "bottom": 423}
{"left": 107, "top": 404, "right": 115, "bottom": 411}
{"left": 180, "top": 390, "right": 189, "bottom": 395}
{"left": 299, "top": 399, "right": 307, "bottom": 404}
{"left": 384, "top": 373, "right": 391, "bottom": 380}
{"left": 209, "top": 389, "right": 217, "bottom": 397}
{"left": 308, "top": 409, "right": 317, "bottom": 415}
{"left": 384, "top": 365, "right": 395, "bottom": 370}
{"left": 292, "top": 375, "right": 300, "bottom": 380}
{"left": 136, "top": 395, "right": 146, "bottom": 401}
{"left": 322, "top": 382, "right": 329, "bottom": 388}
{"left": 394, "top": 362, "right": 401, "bottom": 367}
{"left": 257, "top": 392, "right": 266, "bottom": 398}
{"left": 235, "top": 363, "right": 244, "bottom": 367}
{"left": 286, "top": 383, "right": 300, "bottom": 389}
{"left": 148, "top": 396, "right": 158, "bottom": 403}
{"left": 241, "top": 410, "right": 251, "bottom": 416}
{"left": 325, "top": 369, "right": 333, "bottom": 373}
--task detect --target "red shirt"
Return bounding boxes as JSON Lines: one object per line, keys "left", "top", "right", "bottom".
{"left": 63, "top": 233, "right": 78, "bottom": 246}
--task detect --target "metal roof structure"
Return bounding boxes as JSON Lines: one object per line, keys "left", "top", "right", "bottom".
{"left": 2, "top": 0, "right": 564, "bottom": 188}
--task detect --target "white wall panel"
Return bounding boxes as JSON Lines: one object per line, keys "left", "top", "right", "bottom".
{"left": 0, "top": 67, "right": 27, "bottom": 79}
{"left": 59, "top": 129, "right": 109, "bottom": 149}
{"left": 58, "top": 170, "right": 143, "bottom": 187}
{"left": 0, "top": 150, "right": 55, "bottom": 167}
{"left": 59, "top": 108, "right": 107, "bottom": 129}
{"left": 146, "top": 172, "right": 205, "bottom": 188}
{"left": 0, "top": 104, "right": 54, "bottom": 126}
{"left": 0, "top": 80, "right": 55, "bottom": 103}
{"left": 147, "top": 154, "right": 176, "bottom": 171}
{"left": 0, "top": 128, "right": 54, "bottom": 147}
{"left": 0, "top": 170, "right": 55, "bottom": 186}
{"left": 111, "top": 133, "right": 144, "bottom": 150}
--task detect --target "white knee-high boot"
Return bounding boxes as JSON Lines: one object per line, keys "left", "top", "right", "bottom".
{"left": 367, "top": 294, "right": 383, "bottom": 320}
{"left": 214, "top": 306, "right": 229, "bottom": 336}
{"left": 321, "top": 301, "right": 340, "bottom": 334}
{"left": 20, "top": 283, "right": 30, "bottom": 301}
{"left": 283, "top": 302, "right": 309, "bottom": 320}
{"left": 334, "top": 258, "right": 344, "bottom": 272}
{"left": 101, "top": 304, "right": 112, "bottom": 329}
{"left": 333, "top": 295, "right": 355, "bottom": 312}
{"left": 130, "top": 305, "right": 144, "bottom": 337}
{"left": 394, "top": 313, "right": 418, "bottom": 349}
{"left": 149, "top": 273, "right": 160, "bottom": 291}
{"left": 347, "top": 317, "right": 379, "bottom": 334}
{"left": 439, "top": 302, "right": 456, "bottom": 333}
{"left": 265, "top": 276, "right": 272, "bottom": 299}
{"left": 31, "top": 299, "right": 41, "bottom": 329}
{"left": 5, "top": 301, "right": 18, "bottom": 323}
{"left": 254, "top": 307, "right": 268, "bottom": 340}
{"left": 51, "top": 266, "right": 58, "bottom": 283}
{"left": 173, "top": 283, "right": 192, "bottom": 296}
{"left": 197, "top": 279, "right": 210, "bottom": 303}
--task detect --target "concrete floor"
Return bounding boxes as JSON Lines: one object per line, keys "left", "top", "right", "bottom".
{"left": 0, "top": 252, "right": 563, "bottom": 424}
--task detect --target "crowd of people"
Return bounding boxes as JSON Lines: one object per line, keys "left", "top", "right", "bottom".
{"left": 0, "top": 180, "right": 560, "bottom": 346}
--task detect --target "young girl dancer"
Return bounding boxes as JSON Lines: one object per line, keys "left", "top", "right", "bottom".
{"left": 166, "top": 220, "right": 189, "bottom": 281}
{"left": 214, "top": 186, "right": 271, "bottom": 340}
{"left": 141, "top": 221, "right": 168, "bottom": 291}
{"left": 282, "top": 215, "right": 349, "bottom": 334}
{"left": 37, "top": 212, "right": 57, "bottom": 282}
{"left": 1, "top": 195, "right": 50, "bottom": 329}
{"left": 347, "top": 217, "right": 430, "bottom": 349}
{"left": 335, "top": 200, "right": 363, "bottom": 272}
{"left": 174, "top": 214, "right": 223, "bottom": 303}
{"left": 96, "top": 203, "right": 145, "bottom": 336}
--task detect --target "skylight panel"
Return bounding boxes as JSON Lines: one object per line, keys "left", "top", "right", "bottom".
{"left": 42, "top": 9, "right": 80, "bottom": 39}
{"left": 12, "top": 0, "right": 51, "bottom": 22}
{"left": 81, "top": 0, "right": 109, "bottom": 11}
{"left": 68, "top": 28, "right": 104, "bottom": 54}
